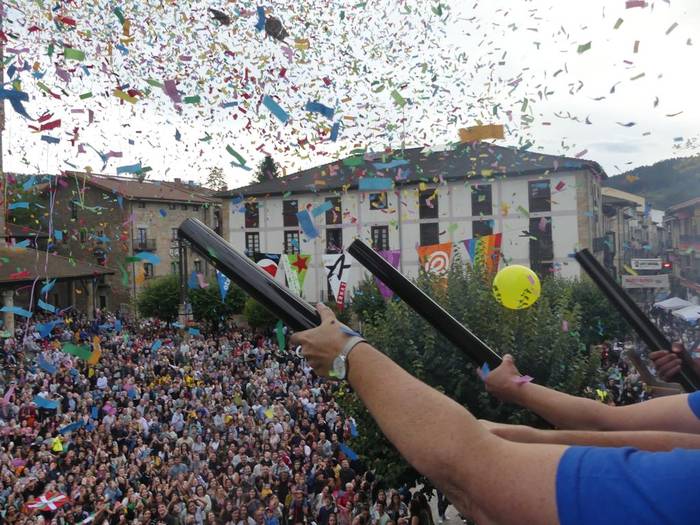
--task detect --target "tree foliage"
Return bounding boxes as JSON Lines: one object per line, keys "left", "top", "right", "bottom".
{"left": 189, "top": 279, "right": 246, "bottom": 332}
{"left": 136, "top": 275, "right": 180, "bottom": 322}
{"left": 205, "top": 166, "right": 227, "bottom": 191}
{"left": 254, "top": 155, "right": 280, "bottom": 184}
{"left": 243, "top": 297, "right": 278, "bottom": 329}
{"left": 337, "top": 265, "right": 624, "bottom": 488}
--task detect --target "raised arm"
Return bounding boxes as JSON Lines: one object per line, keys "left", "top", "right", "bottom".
{"left": 485, "top": 354, "right": 700, "bottom": 433}
{"left": 291, "top": 304, "right": 565, "bottom": 525}
{"left": 480, "top": 420, "right": 700, "bottom": 451}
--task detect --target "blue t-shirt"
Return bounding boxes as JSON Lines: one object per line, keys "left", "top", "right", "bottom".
{"left": 556, "top": 392, "right": 700, "bottom": 524}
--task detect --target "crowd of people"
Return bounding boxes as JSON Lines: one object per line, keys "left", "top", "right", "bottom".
{"left": 0, "top": 312, "right": 441, "bottom": 525}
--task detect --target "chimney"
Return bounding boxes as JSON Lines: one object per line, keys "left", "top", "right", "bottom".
{"left": 174, "top": 177, "right": 181, "bottom": 183}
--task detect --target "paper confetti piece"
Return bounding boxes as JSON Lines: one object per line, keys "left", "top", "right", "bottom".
{"left": 37, "top": 299, "right": 57, "bottom": 313}
{"left": 305, "top": 101, "right": 335, "bottom": 120}
{"left": 512, "top": 375, "right": 534, "bottom": 385}
{"left": 390, "top": 89, "right": 407, "bottom": 108}
{"left": 458, "top": 124, "right": 504, "bottom": 142}
{"left": 330, "top": 122, "right": 341, "bottom": 141}
{"left": 359, "top": 178, "right": 394, "bottom": 191}
{"left": 64, "top": 48, "right": 85, "bottom": 61}
{"left": 262, "top": 95, "right": 290, "bottom": 124}
{"left": 625, "top": 0, "right": 647, "bottom": 8}
{"left": 665, "top": 23, "right": 678, "bottom": 36}
{"left": 312, "top": 201, "right": 333, "bottom": 217}
{"left": 114, "top": 89, "right": 137, "bottom": 104}
{"left": 135, "top": 252, "right": 161, "bottom": 265}
{"left": 297, "top": 210, "right": 320, "bottom": 239}
{"left": 477, "top": 362, "right": 490, "bottom": 381}
{"left": 614, "top": 18, "right": 624, "bottom": 29}
{"left": 577, "top": 42, "right": 591, "bottom": 54}
{"left": 8, "top": 202, "right": 29, "bottom": 210}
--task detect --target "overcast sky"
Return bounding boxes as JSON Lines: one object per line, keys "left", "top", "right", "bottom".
{"left": 1, "top": 0, "right": 698, "bottom": 188}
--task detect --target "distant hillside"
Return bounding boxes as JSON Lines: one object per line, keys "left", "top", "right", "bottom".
{"left": 604, "top": 156, "right": 700, "bottom": 210}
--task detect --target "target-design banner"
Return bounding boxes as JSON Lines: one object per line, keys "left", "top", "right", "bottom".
{"left": 416, "top": 243, "right": 453, "bottom": 275}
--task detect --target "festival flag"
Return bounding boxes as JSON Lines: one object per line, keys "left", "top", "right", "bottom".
{"left": 87, "top": 336, "right": 101, "bottom": 365}
{"left": 323, "top": 253, "right": 353, "bottom": 310}
{"left": 216, "top": 270, "right": 231, "bottom": 302}
{"left": 26, "top": 491, "right": 70, "bottom": 512}
{"left": 463, "top": 233, "right": 502, "bottom": 274}
{"left": 37, "top": 354, "right": 57, "bottom": 374}
{"left": 284, "top": 253, "right": 311, "bottom": 295}
{"left": 275, "top": 320, "right": 285, "bottom": 351}
{"left": 375, "top": 250, "right": 401, "bottom": 299}
{"left": 62, "top": 342, "right": 93, "bottom": 361}
{"left": 416, "top": 243, "right": 453, "bottom": 275}
{"left": 252, "top": 253, "right": 281, "bottom": 278}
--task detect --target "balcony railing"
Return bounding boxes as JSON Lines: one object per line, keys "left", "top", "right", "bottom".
{"left": 134, "top": 239, "right": 157, "bottom": 251}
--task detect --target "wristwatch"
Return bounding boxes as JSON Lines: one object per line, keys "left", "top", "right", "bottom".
{"left": 330, "top": 336, "right": 366, "bottom": 380}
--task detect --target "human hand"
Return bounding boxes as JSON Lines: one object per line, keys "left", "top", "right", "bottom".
{"left": 290, "top": 304, "right": 350, "bottom": 377}
{"left": 650, "top": 341, "right": 685, "bottom": 382}
{"left": 483, "top": 354, "right": 527, "bottom": 404}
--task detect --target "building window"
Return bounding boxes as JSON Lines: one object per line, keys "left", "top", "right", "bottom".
{"left": 214, "top": 209, "right": 222, "bottom": 233}
{"left": 181, "top": 203, "right": 188, "bottom": 210}
{"left": 193, "top": 260, "right": 202, "bottom": 273}
{"left": 171, "top": 261, "right": 180, "bottom": 275}
{"left": 371, "top": 226, "right": 389, "bottom": 251}
{"left": 144, "top": 263, "right": 154, "bottom": 279}
{"left": 171, "top": 228, "right": 179, "bottom": 241}
{"left": 420, "top": 223, "right": 439, "bottom": 246}
{"left": 245, "top": 202, "right": 260, "bottom": 229}
{"left": 283, "top": 200, "right": 299, "bottom": 227}
{"left": 137, "top": 228, "right": 148, "bottom": 243}
{"left": 245, "top": 232, "right": 261, "bottom": 254}
{"left": 326, "top": 197, "right": 341, "bottom": 225}
{"left": 369, "top": 192, "right": 388, "bottom": 210}
{"left": 529, "top": 217, "right": 553, "bottom": 276}
{"left": 326, "top": 228, "right": 343, "bottom": 254}
{"left": 472, "top": 220, "right": 493, "bottom": 238}
{"left": 71, "top": 201, "right": 79, "bottom": 220}
{"left": 138, "top": 201, "right": 146, "bottom": 209}
{"left": 192, "top": 205, "right": 200, "bottom": 212}
{"left": 419, "top": 189, "right": 438, "bottom": 219}
{"left": 528, "top": 180, "right": 551, "bottom": 213}
{"left": 169, "top": 203, "right": 177, "bottom": 210}
{"left": 99, "top": 295, "right": 107, "bottom": 309}
{"left": 284, "top": 231, "right": 300, "bottom": 254}
{"left": 471, "top": 185, "right": 493, "bottom": 217}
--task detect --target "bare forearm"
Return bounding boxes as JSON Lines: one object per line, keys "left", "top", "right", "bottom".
{"left": 513, "top": 383, "right": 612, "bottom": 430}
{"left": 347, "top": 344, "right": 492, "bottom": 485}
{"left": 494, "top": 424, "right": 700, "bottom": 451}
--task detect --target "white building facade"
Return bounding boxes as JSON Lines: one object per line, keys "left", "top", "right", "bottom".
{"left": 222, "top": 146, "right": 606, "bottom": 302}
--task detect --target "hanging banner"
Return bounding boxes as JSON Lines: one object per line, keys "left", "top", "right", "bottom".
{"left": 252, "top": 253, "right": 281, "bottom": 278}
{"left": 216, "top": 270, "right": 231, "bottom": 302}
{"left": 416, "top": 243, "right": 453, "bottom": 275}
{"left": 323, "top": 253, "right": 353, "bottom": 309}
{"left": 281, "top": 255, "right": 301, "bottom": 295}
{"left": 283, "top": 254, "right": 312, "bottom": 295}
{"left": 463, "top": 233, "right": 502, "bottom": 274}
{"left": 376, "top": 250, "right": 401, "bottom": 299}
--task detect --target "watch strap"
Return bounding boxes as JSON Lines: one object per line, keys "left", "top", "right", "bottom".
{"left": 340, "top": 336, "right": 366, "bottom": 359}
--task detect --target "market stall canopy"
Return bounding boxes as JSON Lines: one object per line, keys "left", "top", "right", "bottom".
{"left": 654, "top": 297, "right": 693, "bottom": 311}
{"left": 672, "top": 305, "right": 700, "bottom": 323}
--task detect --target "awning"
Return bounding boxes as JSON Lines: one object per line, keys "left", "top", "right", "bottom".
{"left": 672, "top": 305, "right": 700, "bottom": 323}
{"left": 654, "top": 297, "right": 693, "bottom": 311}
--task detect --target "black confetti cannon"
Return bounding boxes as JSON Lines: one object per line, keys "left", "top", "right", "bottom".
{"left": 575, "top": 248, "right": 699, "bottom": 392}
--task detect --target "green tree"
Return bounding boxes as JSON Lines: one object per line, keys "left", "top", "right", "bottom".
{"left": 348, "top": 276, "right": 387, "bottom": 324}
{"left": 243, "top": 297, "right": 278, "bottom": 329}
{"left": 189, "top": 278, "right": 246, "bottom": 332}
{"left": 136, "top": 275, "right": 180, "bottom": 322}
{"left": 254, "top": 155, "right": 280, "bottom": 184}
{"left": 205, "top": 166, "right": 227, "bottom": 191}
{"left": 338, "top": 265, "right": 606, "bottom": 488}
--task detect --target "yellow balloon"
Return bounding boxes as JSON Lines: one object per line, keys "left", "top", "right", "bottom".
{"left": 492, "top": 265, "right": 541, "bottom": 310}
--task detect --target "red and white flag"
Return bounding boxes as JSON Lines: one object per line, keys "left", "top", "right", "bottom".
{"left": 26, "top": 491, "right": 70, "bottom": 512}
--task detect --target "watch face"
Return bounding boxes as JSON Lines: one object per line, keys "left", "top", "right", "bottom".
{"left": 332, "top": 356, "right": 346, "bottom": 380}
